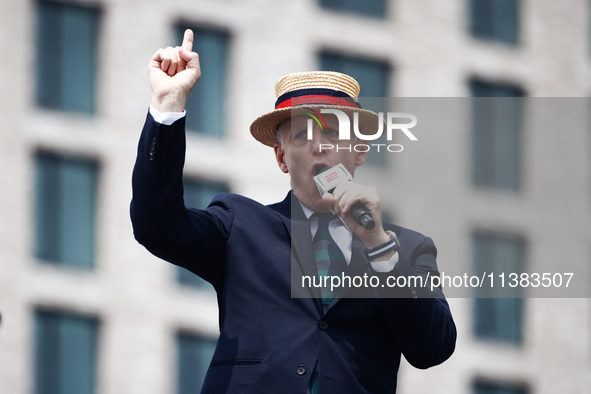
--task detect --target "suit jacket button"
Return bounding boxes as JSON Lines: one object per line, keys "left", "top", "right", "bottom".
{"left": 318, "top": 320, "right": 328, "bottom": 330}
{"left": 296, "top": 364, "right": 306, "bottom": 375}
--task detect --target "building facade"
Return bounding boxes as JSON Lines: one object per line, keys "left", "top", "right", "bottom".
{"left": 1, "top": 0, "right": 590, "bottom": 393}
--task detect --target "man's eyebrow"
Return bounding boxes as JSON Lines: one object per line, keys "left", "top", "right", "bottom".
{"left": 290, "top": 124, "right": 307, "bottom": 132}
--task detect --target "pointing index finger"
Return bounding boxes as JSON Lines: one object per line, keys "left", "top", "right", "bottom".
{"left": 182, "top": 29, "right": 194, "bottom": 52}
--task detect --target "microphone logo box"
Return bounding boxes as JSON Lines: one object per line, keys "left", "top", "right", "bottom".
{"left": 313, "top": 164, "right": 352, "bottom": 196}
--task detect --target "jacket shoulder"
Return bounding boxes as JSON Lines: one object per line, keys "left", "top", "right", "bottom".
{"left": 209, "top": 192, "right": 272, "bottom": 209}
{"left": 207, "top": 192, "right": 288, "bottom": 218}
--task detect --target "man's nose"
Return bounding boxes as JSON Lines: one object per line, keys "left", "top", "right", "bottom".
{"left": 310, "top": 128, "right": 328, "bottom": 154}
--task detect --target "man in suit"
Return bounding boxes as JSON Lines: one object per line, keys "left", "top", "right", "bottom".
{"left": 131, "top": 29, "right": 456, "bottom": 393}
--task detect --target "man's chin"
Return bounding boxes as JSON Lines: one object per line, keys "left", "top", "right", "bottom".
{"left": 306, "top": 199, "right": 331, "bottom": 213}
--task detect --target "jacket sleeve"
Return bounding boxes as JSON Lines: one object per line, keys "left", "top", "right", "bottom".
{"left": 130, "top": 111, "right": 232, "bottom": 289}
{"left": 374, "top": 231, "right": 457, "bottom": 369}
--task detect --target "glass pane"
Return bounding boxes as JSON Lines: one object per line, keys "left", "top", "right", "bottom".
{"left": 35, "top": 311, "right": 98, "bottom": 394}
{"left": 59, "top": 159, "right": 97, "bottom": 268}
{"left": 35, "top": 154, "right": 61, "bottom": 262}
{"left": 60, "top": 3, "right": 99, "bottom": 113}
{"left": 490, "top": 99, "right": 521, "bottom": 189}
{"left": 469, "top": 0, "right": 519, "bottom": 45}
{"left": 59, "top": 315, "right": 98, "bottom": 394}
{"left": 34, "top": 312, "right": 60, "bottom": 394}
{"left": 36, "top": 1, "right": 99, "bottom": 113}
{"left": 494, "top": 0, "right": 519, "bottom": 44}
{"left": 177, "top": 333, "right": 217, "bottom": 394}
{"left": 472, "top": 232, "right": 525, "bottom": 344}
{"left": 470, "top": 81, "right": 524, "bottom": 191}
{"left": 319, "top": 0, "right": 386, "bottom": 18}
{"left": 473, "top": 380, "right": 528, "bottom": 394}
{"left": 470, "top": 80, "right": 523, "bottom": 98}
{"left": 35, "top": 153, "right": 97, "bottom": 268}
{"left": 320, "top": 52, "right": 389, "bottom": 97}
{"left": 474, "top": 298, "right": 523, "bottom": 344}
{"left": 183, "top": 180, "right": 228, "bottom": 209}
{"left": 36, "top": 1, "right": 62, "bottom": 109}
{"left": 177, "top": 26, "right": 229, "bottom": 136}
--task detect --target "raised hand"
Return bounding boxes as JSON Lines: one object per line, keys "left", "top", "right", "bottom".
{"left": 148, "top": 29, "right": 201, "bottom": 112}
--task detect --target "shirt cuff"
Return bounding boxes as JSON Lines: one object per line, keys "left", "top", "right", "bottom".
{"left": 149, "top": 105, "right": 186, "bottom": 126}
{"left": 370, "top": 252, "right": 398, "bottom": 273}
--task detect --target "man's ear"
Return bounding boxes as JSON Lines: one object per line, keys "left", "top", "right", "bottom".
{"left": 355, "top": 148, "right": 368, "bottom": 166}
{"left": 274, "top": 144, "right": 289, "bottom": 173}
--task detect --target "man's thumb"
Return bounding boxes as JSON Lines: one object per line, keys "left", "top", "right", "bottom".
{"left": 179, "top": 47, "right": 199, "bottom": 68}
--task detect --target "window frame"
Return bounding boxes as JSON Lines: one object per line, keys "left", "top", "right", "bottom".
{"left": 35, "top": 0, "right": 102, "bottom": 114}
{"left": 34, "top": 151, "right": 99, "bottom": 269}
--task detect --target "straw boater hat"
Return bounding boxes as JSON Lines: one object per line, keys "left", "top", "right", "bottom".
{"left": 250, "top": 71, "right": 381, "bottom": 147}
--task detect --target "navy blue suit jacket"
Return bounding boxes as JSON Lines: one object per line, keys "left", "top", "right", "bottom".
{"left": 131, "top": 113, "right": 456, "bottom": 393}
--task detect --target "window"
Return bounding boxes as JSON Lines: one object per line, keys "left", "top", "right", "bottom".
{"left": 183, "top": 179, "right": 228, "bottom": 210}
{"left": 318, "top": 0, "right": 387, "bottom": 18}
{"left": 470, "top": 79, "right": 524, "bottom": 191}
{"left": 472, "top": 232, "right": 526, "bottom": 344}
{"left": 319, "top": 52, "right": 391, "bottom": 166}
{"left": 468, "top": 0, "right": 520, "bottom": 45}
{"left": 177, "top": 179, "right": 229, "bottom": 288}
{"left": 35, "top": 153, "right": 98, "bottom": 269}
{"left": 177, "top": 332, "right": 217, "bottom": 394}
{"left": 176, "top": 24, "right": 230, "bottom": 136}
{"left": 34, "top": 310, "right": 98, "bottom": 394}
{"left": 36, "top": 0, "right": 101, "bottom": 114}
{"left": 320, "top": 52, "right": 390, "bottom": 98}
{"left": 473, "top": 379, "right": 529, "bottom": 394}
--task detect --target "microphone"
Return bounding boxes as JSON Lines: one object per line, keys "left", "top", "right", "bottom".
{"left": 313, "top": 164, "right": 376, "bottom": 230}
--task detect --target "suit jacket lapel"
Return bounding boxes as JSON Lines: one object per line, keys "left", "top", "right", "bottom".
{"left": 273, "top": 192, "right": 323, "bottom": 314}
{"left": 325, "top": 236, "right": 373, "bottom": 312}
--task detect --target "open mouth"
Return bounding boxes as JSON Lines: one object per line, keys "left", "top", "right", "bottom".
{"left": 313, "top": 164, "right": 331, "bottom": 176}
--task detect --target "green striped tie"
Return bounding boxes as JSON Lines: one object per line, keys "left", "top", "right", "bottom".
{"left": 310, "top": 213, "right": 347, "bottom": 394}
{"left": 313, "top": 212, "right": 347, "bottom": 307}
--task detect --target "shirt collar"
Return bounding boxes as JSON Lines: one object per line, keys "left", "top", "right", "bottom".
{"left": 299, "top": 201, "right": 340, "bottom": 226}
{"left": 299, "top": 201, "right": 315, "bottom": 220}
